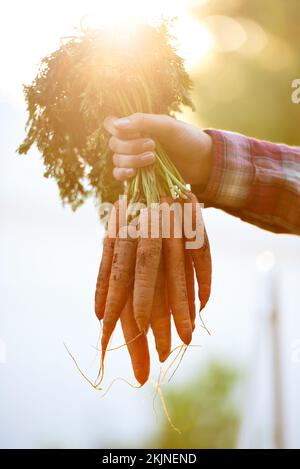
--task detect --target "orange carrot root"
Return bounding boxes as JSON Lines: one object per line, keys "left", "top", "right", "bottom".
{"left": 95, "top": 237, "right": 115, "bottom": 320}
{"left": 151, "top": 256, "right": 172, "bottom": 363}
{"left": 121, "top": 292, "right": 150, "bottom": 386}
{"left": 191, "top": 228, "right": 212, "bottom": 311}
{"left": 95, "top": 201, "right": 120, "bottom": 320}
{"left": 184, "top": 250, "right": 196, "bottom": 331}
{"left": 101, "top": 235, "right": 137, "bottom": 354}
{"left": 161, "top": 197, "right": 192, "bottom": 345}
{"left": 133, "top": 207, "right": 162, "bottom": 333}
{"left": 185, "top": 192, "right": 212, "bottom": 311}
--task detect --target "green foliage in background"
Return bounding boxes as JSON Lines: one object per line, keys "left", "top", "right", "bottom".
{"left": 190, "top": 0, "right": 300, "bottom": 146}
{"left": 150, "top": 362, "right": 241, "bottom": 449}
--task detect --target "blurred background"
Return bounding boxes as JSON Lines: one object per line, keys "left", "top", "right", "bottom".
{"left": 0, "top": 0, "right": 300, "bottom": 449}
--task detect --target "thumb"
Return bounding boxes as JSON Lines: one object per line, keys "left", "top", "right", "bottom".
{"left": 114, "top": 113, "right": 174, "bottom": 138}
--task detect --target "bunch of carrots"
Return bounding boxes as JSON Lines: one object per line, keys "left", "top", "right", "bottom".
{"left": 18, "top": 20, "right": 212, "bottom": 387}
{"left": 95, "top": 194, "right": 211, "bottom": 386}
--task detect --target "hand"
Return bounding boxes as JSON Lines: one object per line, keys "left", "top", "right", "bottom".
{"left": 104, "top": 113, "right": 213, "bottom": 186}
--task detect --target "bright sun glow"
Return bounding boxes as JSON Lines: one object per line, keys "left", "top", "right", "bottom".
{"left": 86, "top": 0, "right": 208, "bottom": 23}
{"left": 0, "top": 0, "right": 212, "bottom": 104}
{"left": 172, "top": 15, "right": 213, "bottom": 69}
{"left": 72, "top": 1, "right": 213, "bottom": 70}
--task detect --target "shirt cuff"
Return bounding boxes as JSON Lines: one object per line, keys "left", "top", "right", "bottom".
{"left": 191, "top": 129, "right": 225, "bottom": 205}
{"left": 192, "top": 129, "right": 254, "bottom": 209}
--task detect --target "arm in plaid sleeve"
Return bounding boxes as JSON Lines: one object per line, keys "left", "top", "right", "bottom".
{"left": 193, "top": 130, "right": 300, "bottom": 234}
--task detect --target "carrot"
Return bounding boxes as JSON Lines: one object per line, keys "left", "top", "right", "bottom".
{"left": 161, "top": 197, "right": 192, "bottom": 345}
{"left": 185, "top": 193, "right": 212, "bottom": 311}
{"left": 95, "top": 201, "right": 120, "bottom": 320}
{"left": 133, "top": 207, "right": 162, "bottom": 333}
{"left": 191, "top": 228, "right": 211, "bottom": 311}
{"left": 184, "top": 250, "right": 196, "bottom": 331}
{"left": 121, "top": 291, "right": 150, "bottom": 385}
{"left": 101, "top": 233, "right": 137, "bottom": 357}
{"left": 95, "top": 238, "right": 115, "bottom": 320}
{"left": 151, "top": 256, "right": 171, "bottom": 362}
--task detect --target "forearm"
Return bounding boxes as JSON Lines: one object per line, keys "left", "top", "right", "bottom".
{"left": 193, "top": 130, "right": 300, "bottom": 235}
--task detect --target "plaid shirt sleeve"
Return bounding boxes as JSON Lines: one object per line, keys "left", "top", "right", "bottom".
{"left": 192, "top": 129, "right": 300, "bottom": 235}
